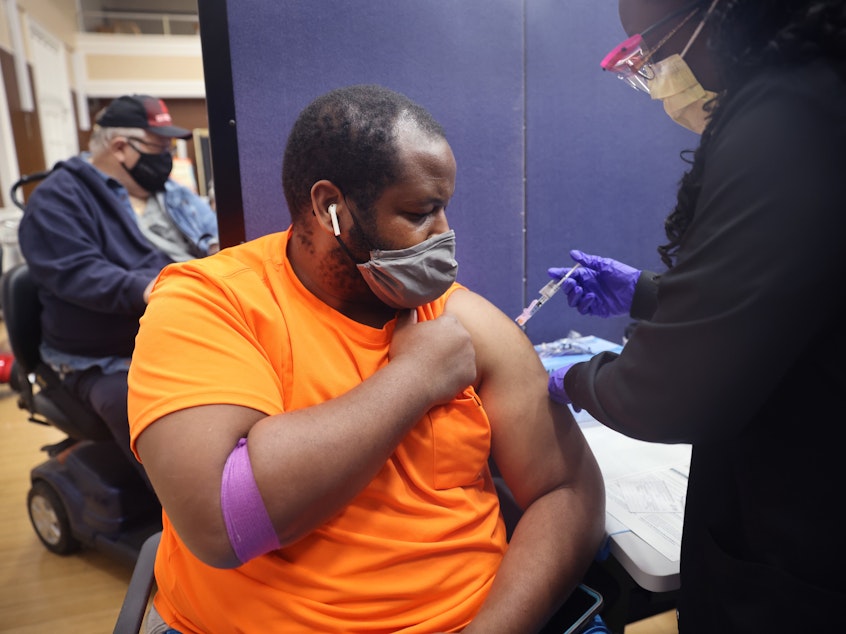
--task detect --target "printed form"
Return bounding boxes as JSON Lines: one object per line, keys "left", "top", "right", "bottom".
{"left": 605, "top": 464, "right": 688, "bottom": 561}
{"left": 575, "top": 410, "right": 691, "bottom": 562}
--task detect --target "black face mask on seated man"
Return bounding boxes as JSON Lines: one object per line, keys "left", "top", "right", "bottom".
{"left": 122, "top": 145, "right": 173, "bottom": 193}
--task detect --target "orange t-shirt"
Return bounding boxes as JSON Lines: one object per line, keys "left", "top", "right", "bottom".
{"left": 128, "top": 229, "right": 507, "bottom": 633}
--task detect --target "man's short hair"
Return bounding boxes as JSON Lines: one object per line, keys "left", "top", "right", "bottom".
{"left": 282, "top": 84, "right": 446, "bottom": 223}
{"left": 87, "top": 119, "right": 145, "bottom": 155}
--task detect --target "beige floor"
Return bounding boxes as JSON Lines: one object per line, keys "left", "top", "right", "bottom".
{"left": 0, "top": 388, "right": 134, "bottom": 632}
{"left": 626, "top": 609, "right": 678, "bottom": 634}
{"left": 0, "top": 324, "right": 676, "bottom": 634}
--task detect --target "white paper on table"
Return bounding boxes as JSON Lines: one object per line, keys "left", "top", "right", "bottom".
{"left": 617, "top": 477, "right": 683, "bottom": 513}
{"left": 606, "top": 464, "right": 689, "bottom": 561}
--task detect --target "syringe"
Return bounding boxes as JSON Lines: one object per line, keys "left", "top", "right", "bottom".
{"left": 515, "top": 263, "right": 582, "bottom": 327}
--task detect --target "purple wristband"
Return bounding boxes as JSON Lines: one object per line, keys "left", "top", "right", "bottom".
{"left": 221, "top": 438, "right": 280, "bottom": 563}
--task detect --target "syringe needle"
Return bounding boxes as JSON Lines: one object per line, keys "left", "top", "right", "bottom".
{"left": 514, "top": 263, "right": 581, "bottom": 326}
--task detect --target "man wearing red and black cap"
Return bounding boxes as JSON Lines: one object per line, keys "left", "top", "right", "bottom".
{"left": 17, "top": 94, "right": 219, "bottom": 488}
{"left": 97, "top": 94, "right": 194, "bottom": 139}
{"left": 92, "top": 94, "right": 194, "bottom": 198}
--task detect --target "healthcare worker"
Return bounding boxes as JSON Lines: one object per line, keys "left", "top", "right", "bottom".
{"left": 547, "top": 1, "right": 846, "bottom": 632}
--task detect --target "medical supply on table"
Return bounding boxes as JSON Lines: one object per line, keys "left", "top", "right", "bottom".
{"left": 534, "top": 332, "right": 595, "bottom": 358}
{"left": 536, "top": 333, "right": 624, "bottom": 373}
{"left": 515, "top": 263, "right": 582, "bottom": 327}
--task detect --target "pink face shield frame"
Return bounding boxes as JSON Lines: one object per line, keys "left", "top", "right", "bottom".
{"left": 600, "top": 33, "right": 652, "bottom": 93}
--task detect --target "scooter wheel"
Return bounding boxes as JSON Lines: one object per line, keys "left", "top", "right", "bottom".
{"left": 28, "top": 480, "right": 80, "bottom": 555}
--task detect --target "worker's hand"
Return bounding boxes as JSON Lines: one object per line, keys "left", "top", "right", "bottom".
{"left": 391, "top": 310, "right": 476, "bottom": 405}
{"left": 548, "top": 249, "right": 640, "bottom": 318}
{"left": 548, "top": 363, "right": 575, "bottom": 405}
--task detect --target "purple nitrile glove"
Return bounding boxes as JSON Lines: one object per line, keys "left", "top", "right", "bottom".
{"left": 548, "top": 363, "right": 575, "bottom": 405}
{"left": 548, "top": 249, "right": 640, "bottom": 318}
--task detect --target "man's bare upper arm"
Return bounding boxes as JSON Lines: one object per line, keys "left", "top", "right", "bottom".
{"left": 136, "top": 403, "right": 267, "bottom": 563}
{"left": 444, "top": 290, "right": 584, "bottom": 509}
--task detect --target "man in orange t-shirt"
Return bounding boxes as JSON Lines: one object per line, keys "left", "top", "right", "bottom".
{"left": 128, "top": 84, "right": 605, "bottom": 634}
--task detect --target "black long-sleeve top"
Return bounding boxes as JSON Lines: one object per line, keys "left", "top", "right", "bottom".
{"left": 565, "top": 60, "right": 846, "bottom": 632}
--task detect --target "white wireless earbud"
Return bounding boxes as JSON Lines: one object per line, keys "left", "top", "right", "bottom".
{"left": 328, "top": 203, "right": 340, "bottom": 236}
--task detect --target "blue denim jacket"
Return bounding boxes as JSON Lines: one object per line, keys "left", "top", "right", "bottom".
{"left": 160, "top": 178, "right": 219, "bottom": 257}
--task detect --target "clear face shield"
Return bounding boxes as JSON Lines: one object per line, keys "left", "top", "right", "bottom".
{"left": 600, "top": 33, "right": 655, "bottom": 93}
{"left": 599, "top": 0, "right": 722, "bottom": 134}
{"left": 599, "top": 2, "right": 703, "bottom": 95}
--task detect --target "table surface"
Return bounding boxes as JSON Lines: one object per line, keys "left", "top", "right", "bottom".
{"left": 580, "top": 418, "right": 690, "bottom": 592}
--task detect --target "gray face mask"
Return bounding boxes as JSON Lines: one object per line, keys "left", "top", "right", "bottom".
{"left": 331, "top": 199, "right": 459, "bottom": 309}
{"left": 356, "top": 230, "right": 458, "bottom": 308}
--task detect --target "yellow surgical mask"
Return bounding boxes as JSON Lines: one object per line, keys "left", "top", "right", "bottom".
{"left": 648, "top": 0, "right": 721, "bottom": 134}
{"left": 649, "top": 54, "right": 718, "bottom": 134}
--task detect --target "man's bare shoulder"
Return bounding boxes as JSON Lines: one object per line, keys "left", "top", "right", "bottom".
{"left": 444, "top": 288, "right": 547, "bottom": 384}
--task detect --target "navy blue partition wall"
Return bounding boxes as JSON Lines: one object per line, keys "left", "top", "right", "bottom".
{"left": 199, "top": 0, "right": 526, "bottom": 319}
{"left": 199, "top": 0, "right": 700, "bottom": 344}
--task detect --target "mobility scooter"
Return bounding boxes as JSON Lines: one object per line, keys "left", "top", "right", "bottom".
{"left": 4, "top": 174, "right": 161, "bottom": 566}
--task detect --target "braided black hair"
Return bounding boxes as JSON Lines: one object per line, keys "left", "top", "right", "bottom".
{"left": 658, "top": 0, "right": 846, "bottom": 268}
